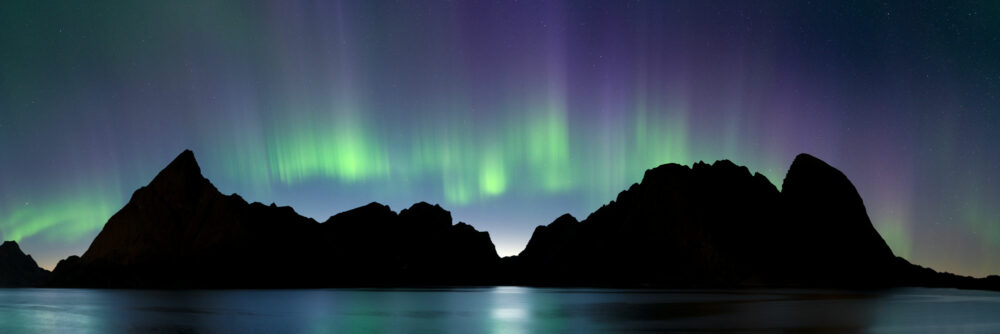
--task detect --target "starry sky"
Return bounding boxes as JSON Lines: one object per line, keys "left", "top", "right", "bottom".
{"left": 1, "top": 1, "right": 998, "bottom": 276}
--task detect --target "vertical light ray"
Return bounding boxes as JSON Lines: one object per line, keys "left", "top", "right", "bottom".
{"left": 479, "top": 145, "right": 508, "bottom": 197}
{"left": 266, "top": 111, "right": 390, "bottom": 184}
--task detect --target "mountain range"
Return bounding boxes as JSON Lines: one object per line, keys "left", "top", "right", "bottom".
{"left": 2, "top": 150, "right": 997, "bottom": 290}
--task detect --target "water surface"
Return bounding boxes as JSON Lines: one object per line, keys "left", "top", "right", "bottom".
{"left": 1, "top": 287, "right": 997, "bottom": 333}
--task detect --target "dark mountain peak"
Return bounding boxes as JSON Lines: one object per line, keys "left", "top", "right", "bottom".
{"left": 325, "top": 201, "right": 396, "bottom": 224}
{"left": 0, "top": 240, "right": 50, "bottom": 287}
{"left": 783, "top": 153, "right": 856, "bottom": 191}
{"left": 710, "top": 160, "right": 753, "bottom": 178}
{"left": 788, "top": 152, "right": 825, "bottom": 169}
{"left": 531, "top": 214, "right": 579, "bottom": 238}
{"left": 641, "top": 159, "right": 757, "bottom": 189}
{"left": 511, "top": 154, "right": 928, "bottom": 288}
{"left": 0, "top": 240, "right": 22, "bottom": 254}
{"left": 779, "top": 153, "right": 896, "bottom": 285}
{"left": 781, "top": 153, "right": 865, "bottom": 207}
{"left": 360, "top": 201, "right": 392, "bottom": 212}
{"left": 229, "top": 193, "right": 247, "bottom": 204}
{"left": 752, "top": 172, "right": 779, "bottom": 194}
{"left": 145, "top": 150, "right": 215, "bottom": 202}
{"left": 55, "top": 150, "right": 501, "bottom": 288}
{"left": 551, "top": 213, "right": 579, "bottom": 227}
{"left": 153, "top": 150, "right": 202, "bottom": 182}
{"left": 406, "top": 201, "right": 443, "bottom": 211}
{"left": 641, "top": 163, "right": 690, "bottom": 185}
{"left": 711, "top": 159, "right": 738, "bottom": 169}
{"left": 400, "top": 202, "right": 452, "bottom": 228}
{"left": 782, "top": 153, "right": 864, "bottom": 204}
{"left": 449, "top": 222, "right": 501, "bottom": 267}
{"left": 77, "top": 149, "right": 298, "bottom": 272}
{"left": 56, "top": 255, "right": 81, "bottom": 267}
{"left": 691, "top": 159, "right": 742, "bottom": 172}
{"left": 517, "top": 213, "right": 583, "bottom": 261}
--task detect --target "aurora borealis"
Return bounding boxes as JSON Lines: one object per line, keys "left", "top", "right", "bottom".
{"left": 1, "top": 1, "right": 998, "bottom": 277}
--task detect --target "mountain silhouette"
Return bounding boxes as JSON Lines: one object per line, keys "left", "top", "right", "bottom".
{"left": 50, "top": 150, "right": 499, "bottom": 288}
{"left": 507, "top": 159, "right": 787, "bottom": 287}
{"left": 506, "top": 154, "right": 1000, "bottom": 290}
{"left": 0, "top": 241, "right": 50, "bottom": 287}
{"left": 778, "top": 153, "right": 899, "bottom": 286}
{"left": 34, "top": 150, "right": 999, "bottom": 290}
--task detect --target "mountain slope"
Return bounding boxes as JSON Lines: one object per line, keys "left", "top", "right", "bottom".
{"left": 35, "top": 150, "right": 1000, "bottom": 290}
{"left": 508, "top": 154, "right": 998, "bottom": 290}
{"left": 507, "top": 159, "right": 786, "bottom": 287}
{"left": 0, "top": 241, "right": 50, "bottom": 287}
{"left": 51, "top": 150, "right": 500, "bottom": 288}
{"left": 778, "top": 153, "right": 899, "bottom": 286}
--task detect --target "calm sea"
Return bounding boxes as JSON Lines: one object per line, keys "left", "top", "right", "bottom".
{"left": 0, "top": 287, "right": 997, "bottom": 333}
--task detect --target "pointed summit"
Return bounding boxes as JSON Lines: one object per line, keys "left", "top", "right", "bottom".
{"left": 0, "top": 240, "right": 22, "bottom": 254}
{"left": 150, "top": 150, "right": 203, "bottom": 184}
{"left": 173, "top": 149, "right": 198, "bottom": 165}
{"left": 77, "top": 150, "right": 225, "bottom": 268}
{"left": 0, "top": 240, "right": 50, "bottom": 287}
{"left": 58, "top": 151, "right": 500, "bottom": 288}
{"left": 144, "top": 150, "right": 214, "bottom": 205}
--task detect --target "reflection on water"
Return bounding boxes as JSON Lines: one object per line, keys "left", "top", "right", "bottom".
{"left": 0, "top": 287, "right": 998, "bottom": 333}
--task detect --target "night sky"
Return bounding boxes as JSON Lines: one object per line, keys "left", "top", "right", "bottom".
{"left": 1, "top": 1, "right": 998, "bottom": 276}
